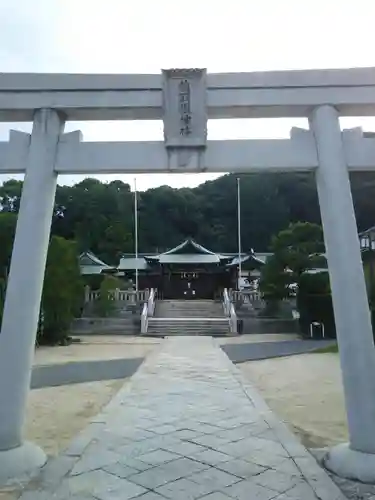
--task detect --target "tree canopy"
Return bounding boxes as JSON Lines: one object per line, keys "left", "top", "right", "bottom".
{"left": 260, "top": 222, "right": 325, "bottom": 301}
{"left": 40, "top": 236, "right": 83, "bottom": 344}
{"left": 1, "top": 171, "right": 375, "bottom": 265}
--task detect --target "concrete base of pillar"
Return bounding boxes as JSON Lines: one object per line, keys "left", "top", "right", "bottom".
{"left": 0, "top": 441, "right": 46, "bottom": 486}
{"left": 324, "top": 443, "right": 375, "bottom": 483}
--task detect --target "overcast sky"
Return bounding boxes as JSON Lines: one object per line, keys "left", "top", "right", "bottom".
{"left": 1, "top": 0, "right": 375, "bottom": 190}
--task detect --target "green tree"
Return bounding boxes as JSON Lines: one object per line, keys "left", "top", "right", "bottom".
{"left": 95, "top": 275, "right": 122, "bottom": 317}
{"left": 261, "top": 222, "right": 325, "bottom": 301}
{"left": 0, "top": 277, "right": 6, "bottom": 325}
{"left": 39, "top": 236, "right": 84, "bottom": 345}
{"left": 0, "top": 212, "right": 17, "bottom": 280}
{"left": 0, "top": 179, "right": 23, "bottom": 213}
{"left": 4, "top": 171, "right": 375, "bottom": 261}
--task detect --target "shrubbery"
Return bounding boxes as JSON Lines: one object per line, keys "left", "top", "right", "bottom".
{"left": 94, "top": 275, "right": 123, "bottom": 317}
{"left": 0, "top": 277, "right": 5, "bottom": 325}
{"left": 37, "top": 236, "right": 84, "bottom": 345}
{"left": 297, "top": 271, "right": 336, "bottom": 338}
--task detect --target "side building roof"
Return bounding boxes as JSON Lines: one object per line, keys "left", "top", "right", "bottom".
{"left": 79, "top": 251, "right": 112, "bottom": 275}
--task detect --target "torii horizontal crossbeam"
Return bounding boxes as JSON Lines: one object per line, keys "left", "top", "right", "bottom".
{"left": 1, "top": 128, "right": 374, "bottom": 174}
{"left": 2, "top": 67, "right": 375, "bottom": 121}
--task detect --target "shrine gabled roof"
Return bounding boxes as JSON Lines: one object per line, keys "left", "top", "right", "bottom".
{"left": 79, "top": 251, "right": 110, "bottom": 267}
{"left": 162, "top": 239, "right": 217, "bottom": 256}
{"left": 145, "top": 239, "right": 231, "bottom": 264}
{"left": 79, "top": 251, "right": 112, "bottom": 275}
{"left": 158, "top": 254, "right": 221, "bottom": 264}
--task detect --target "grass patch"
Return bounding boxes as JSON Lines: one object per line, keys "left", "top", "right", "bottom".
{"left": 311, "top": 343, "right": 338, "bottom": 354}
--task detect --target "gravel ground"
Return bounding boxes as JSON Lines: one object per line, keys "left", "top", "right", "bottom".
{"left": 240, "top": 353, "right": 375, "bottom": 499}
{"left": 0, "top": 379, "right": 126, "bottom": 500}
{"left": 33, "top": 335, "right": 160, "bottom": 366}
{"left": 239, "top": 352, "right": 348, "bottom": 448}
{"left": 1, "top": 337, "right": 160, "bottom": 500}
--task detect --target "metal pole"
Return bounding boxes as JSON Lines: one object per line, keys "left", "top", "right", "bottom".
{"left": 134, "top": 177, "right": 139, "bottom": 294}
{"left": 237, "top": 177, "right": 242, "bottom": 290}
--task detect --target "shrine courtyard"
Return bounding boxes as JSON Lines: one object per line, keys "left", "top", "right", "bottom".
{"left": 0, "top": 335, "right": 352, "bottom": 500}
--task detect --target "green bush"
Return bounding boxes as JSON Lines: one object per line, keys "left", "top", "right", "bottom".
{"left": 82, "top": 274, "right": 105, "bottom": 291}
{"left": 0, "top": 277, "right": 5, "bottom": 325}
{"left": 38, "top": 236, "right": 84, "bottom": 345}
{"left": 94, "top": 275, "right": 121, "bottom": 317}
{"left": 297, "top": 272, "right": 336, "bottom": 338}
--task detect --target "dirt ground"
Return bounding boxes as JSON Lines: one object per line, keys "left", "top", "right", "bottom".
{"left": 27, "top": 337, "right": 160, "bottom": 455}
{"left": 27, "top": 337, "right": 162, "bottom": 454}
{"left": 32, "top": 335, "right": 297, "bottom": 366}
{"left": 24, "top": 379, "right": 125, "bottom": 457}
{"left": 239, "top": 352, "right": 348, "bottom": 448}
{"left": 33, "top": 335, "right": 160, "bottom": 366}
{"left": 1, "top": 337, "right": 162, "bottom": 499}
{"left": 0, "top": 378, "right": 127, "bottom": 500}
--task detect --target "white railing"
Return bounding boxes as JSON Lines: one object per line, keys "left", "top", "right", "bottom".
{"left": 141, "top": 302, "right": 148, "bottom": 334}
{"left": 141, "top": 288, "right": 157, "bottom": 334}
{"left": 223, "top": 288, "right": 238, "bottom": 334}
{"left": 85, "top": 286, "right": 149, "bottom": 304}
{"left": 147, "top": 288, "right": 156, "bottom": 317}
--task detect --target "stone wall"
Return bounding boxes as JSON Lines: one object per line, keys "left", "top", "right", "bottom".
{"left": 70, "top": 316, "right": 140, "bottom": 335}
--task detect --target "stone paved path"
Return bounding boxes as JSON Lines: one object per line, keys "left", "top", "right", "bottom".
{"left": 20, "top": 337, "right": 346, "bottom": 500}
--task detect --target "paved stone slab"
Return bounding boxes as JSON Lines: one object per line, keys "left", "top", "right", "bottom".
{"left": 20, "top": 337, "right": 346, "bottom": 500}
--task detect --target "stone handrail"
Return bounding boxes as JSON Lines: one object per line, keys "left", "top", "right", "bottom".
{"left": 223, "top": 288, "right": 231, "bottom": 316}
{"left": 84, "top": 287, "right": 149, "bottom": 304}
{"left": 141, "top": 288, "right": 157, "bottom": 334}
{"left": 147, "top": 288, "right": 156, "bottom": 317}
{"left": 223, "top": 288, "right": 237, "bottom": 334}
{"left": 140, "top": 302, "right": 148, "bottom": 334}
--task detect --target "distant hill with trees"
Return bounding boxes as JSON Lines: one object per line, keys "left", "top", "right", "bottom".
{"left": 1, "top": 171, "right": 375, "bottom": 266}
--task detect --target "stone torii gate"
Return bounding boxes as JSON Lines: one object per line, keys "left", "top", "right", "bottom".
{"left": 1, "top": 67, "right": 375, "bottom": 483}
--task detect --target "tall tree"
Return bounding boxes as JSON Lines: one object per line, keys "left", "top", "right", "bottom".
{"left": 2, "top": 171, "right": 375, "bottom": 263}
{"left": 0, "top": 212, "right": 17, "bottom": 279}
{"left": 40, "top": 236, "right": 83, "bottom": 344}
{"left": 261, "top": 222, "right": 325, "bottom": 301}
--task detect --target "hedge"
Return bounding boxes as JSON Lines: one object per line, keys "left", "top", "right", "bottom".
{"left": 297, "top": 272, "right": 336, "bottom": 338}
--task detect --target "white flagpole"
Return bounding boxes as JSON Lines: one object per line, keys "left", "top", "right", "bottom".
{"left": 134, "top": 177, "right": 139, "bottom": 294}
{"left": 237, "top": 177, "right": 242, "bottom": 290}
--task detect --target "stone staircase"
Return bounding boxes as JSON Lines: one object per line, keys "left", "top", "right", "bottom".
{"left": 146, "top": 300, "right": 231, "bottom": 337}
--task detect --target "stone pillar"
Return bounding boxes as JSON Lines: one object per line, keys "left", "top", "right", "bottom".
{"left": 85, "top": 285, "right": 91, "bottom": 303}
{"left": 0, "top": 109, "right": 65, "bottom": 484}
{"left": 310, "top": 105, "right": 375, "bottom": 482}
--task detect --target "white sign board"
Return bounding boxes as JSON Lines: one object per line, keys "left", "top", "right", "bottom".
{"left": 162, "top": 68, "right": 207, "bottom": 148}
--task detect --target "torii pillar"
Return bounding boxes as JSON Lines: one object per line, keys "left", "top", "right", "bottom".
{"left": 311, "top": 105, "right": 375, "bottom": 482}
{"left": 0, "top": 109, "right": 65, "bottom": 484}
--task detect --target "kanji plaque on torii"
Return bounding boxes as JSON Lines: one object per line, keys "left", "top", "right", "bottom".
{"left": 162, "top": 68, "right": 207, "bottom": 148}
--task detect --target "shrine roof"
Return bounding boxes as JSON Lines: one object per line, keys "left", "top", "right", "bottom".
{"left": 158, "top": 254, "right": 221, "bottom": 264}
{"left": 145, "top": 239, "right": 230, "bottom": 264}
{"left": 116, "top": 241, "right": 271, "bottom": 270}
{"left": 161, "top": 239, "right": 220, "bottom": 256}
{"left": 79, "top": 251, "right": 112, "bottom": 275}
